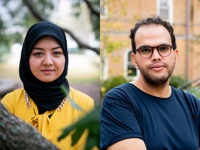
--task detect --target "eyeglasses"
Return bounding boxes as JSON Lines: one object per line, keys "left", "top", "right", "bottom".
{"left": 136, "top": 44, "right": 173, "bottom": 59}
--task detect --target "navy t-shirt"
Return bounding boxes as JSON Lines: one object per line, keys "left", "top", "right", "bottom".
{"left": 100, "top": 83, "right": 200, "bottom": 150}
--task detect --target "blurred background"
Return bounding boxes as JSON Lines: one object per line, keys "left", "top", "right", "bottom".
{"left": 0, "top": 0, "right": 100, "bottom": 103}
{"left": 100, "top": 0, "right": 200, "bottom": 103}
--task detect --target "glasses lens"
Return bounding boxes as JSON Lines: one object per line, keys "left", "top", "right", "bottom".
{"left": 159, "top": 45, "right": 171, "bottom": 56}
{"left": 140, "top": 47, "right": 152, "bottom": 58}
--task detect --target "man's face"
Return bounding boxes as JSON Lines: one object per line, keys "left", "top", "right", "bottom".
{"left": 131, "top": 25, "right": 178, "bottom": 85}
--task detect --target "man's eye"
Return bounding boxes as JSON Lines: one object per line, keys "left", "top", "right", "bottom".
{"left": 141, "top": 48, "right": 151, "bottom": 53}
{"left": 159, "top": 46, "right": 169, "bottom": 51}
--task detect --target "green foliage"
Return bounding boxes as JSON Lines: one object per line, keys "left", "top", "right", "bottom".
{"left": 58, "top": 104, "right": 100, "bottom": 150}
{"left": 184, "top": 87, "right": 200, "bottom": 99}
{"left": 60, "top": 85, "right": 84, "bottom": 112}
{"left": 59, "top": 85, "right": 100, "bottom": 150}
{"left": 70, "top": 0, "right": 100, "bottom": 40}
{"left": 169, "top": 75, "right": 186, "bottom": 88}
{"left": 0, "top": 0, "right": 54, "bottom": 62}
{"left": 0, "top": 45, "right": 10, "bottom": 63}
{"left": 101, "top": 76, "right": 130, "bottom": 98}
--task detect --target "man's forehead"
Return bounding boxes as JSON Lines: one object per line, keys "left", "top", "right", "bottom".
{"left": 135, "top": 24, "right": 170, "bottom": 39}
{"left": 136, "top": 24, "right": 165, "bottom": 32}
{"left": 135, "top": 24, "right": 171, "bottom": 47}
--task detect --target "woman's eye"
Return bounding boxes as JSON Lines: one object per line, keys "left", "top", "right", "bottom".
{"left": 54, "top": 52, "right": 62, "bottom": 55}
{"left": 34, "top": 52, "right": 43, "bottom": 56}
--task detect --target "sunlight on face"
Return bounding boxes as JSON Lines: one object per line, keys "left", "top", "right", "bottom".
{"left": 132, "top": 25, "right": 178, "bottom": 85}
{"left": 29, "top": 36, "right": 65, "bottom": 82}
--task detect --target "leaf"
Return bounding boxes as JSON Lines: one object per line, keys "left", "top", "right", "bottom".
{"left": 71, "top": 127, "right": 85, "bottom": 146}
{"left": 60, "top": 85, "right": 69, "bottom": 96}
{"left": 58, "top": 104, "right": 100, "bottom": 149}
{"left": 85, "top": 134, "right": 97, "bottom": 150}
{"left": 60, "top": 85, "right": 84, "bottom": 112}
{"left": 58, "top": 125, "right": 75, "bottom": 141}
{"left": 68, "top": 96, "right": 84, "bottom": 112}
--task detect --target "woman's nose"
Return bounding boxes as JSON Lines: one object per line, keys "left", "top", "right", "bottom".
{"left": 43, "top": 54, "right": 53, "bottom": 66}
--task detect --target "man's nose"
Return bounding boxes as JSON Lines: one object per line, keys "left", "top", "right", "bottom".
{"left": 151, "top": 48, "right": 162, "bottom": 61}
{"left": 43, "top": 54, "right": 53, "bottom": 66}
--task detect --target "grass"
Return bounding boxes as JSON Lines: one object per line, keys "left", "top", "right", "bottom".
{"left": 0, "top": 62, "right": 20, "bottom": 81}
{"left": 0, "top": 56, "right": 100, "bottom": 84}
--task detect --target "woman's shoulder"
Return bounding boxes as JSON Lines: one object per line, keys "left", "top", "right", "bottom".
{"left": 2, "top": 88, "right": 24, "bottom": 100}
{"left": 69, "top": 87, "right": 94, "bottom": 110}
{"left": 1, "top": 88, "right": 25, "bottom": 114}
{"left": 5, "top": 88, "right": 24, "bottom": 99}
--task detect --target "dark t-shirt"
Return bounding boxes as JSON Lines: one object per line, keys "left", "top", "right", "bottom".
{"left": 100, "top": 83, "right": 200, "bottom": 150}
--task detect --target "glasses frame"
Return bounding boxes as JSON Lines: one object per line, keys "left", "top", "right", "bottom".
{"left": 136, "top": 44, "right": 173, "bottom": 59}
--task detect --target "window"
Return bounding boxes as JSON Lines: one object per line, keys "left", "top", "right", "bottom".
{"left": 127, "top": 51, "right": 137, "bottom": 76}
{"left": 157, "top": 0, "right": 173, "bottom": 22}
{"left": 124, "top": 50, "right": 139, "bottom": 79}
{"left": 100, "top": 0, "right": 108, "bottom": 19}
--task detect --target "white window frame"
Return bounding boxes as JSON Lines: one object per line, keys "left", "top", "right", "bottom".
{"left": 157, "top": 0, "right": 173, "bottom": 23}
{"left": 100, "top": 0, "right": 108, "bottom": 19}
{"left": 102, "top": 57, "right": 109, "bottom": 80}
{"left": 124, "top": 49, "right": 140, "bottom": 80}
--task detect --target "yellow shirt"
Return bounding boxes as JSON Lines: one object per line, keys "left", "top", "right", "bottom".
{"left": 1, "top": 87, "right": 94, "bottom": 150}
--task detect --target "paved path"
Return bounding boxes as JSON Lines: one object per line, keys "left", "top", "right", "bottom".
{"left": 0, "top": 78, "right": 18, "bottom": 99}
{"left": 70, "top": 82, "right": 100, "bottom": 103}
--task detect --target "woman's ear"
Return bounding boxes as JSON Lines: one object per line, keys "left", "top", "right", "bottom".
{"left": 131, "top": 53, "right": 139, "bottom": 70}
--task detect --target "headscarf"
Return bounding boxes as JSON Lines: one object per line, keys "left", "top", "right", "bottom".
{"left": 19, "top": 21, "right": 69, "bottom": 114}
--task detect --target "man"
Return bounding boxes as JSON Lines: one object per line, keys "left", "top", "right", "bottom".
{"left": 100, "top": 16, "right": 200, "bottom": 150}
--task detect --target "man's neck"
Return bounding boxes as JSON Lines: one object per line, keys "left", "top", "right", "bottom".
{"left": 131, "top": 77, "right": 171, "bottom": 98}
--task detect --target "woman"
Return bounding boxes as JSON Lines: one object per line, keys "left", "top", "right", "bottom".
{"left": 1, "top": 21, "right": 94, "bottom": 150}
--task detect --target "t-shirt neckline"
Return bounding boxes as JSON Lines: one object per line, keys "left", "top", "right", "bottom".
{"left": 127, "top": 82, "right": 174, "bottom": 101}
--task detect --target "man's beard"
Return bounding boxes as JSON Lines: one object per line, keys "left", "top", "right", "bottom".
{"left": 137, "top": 61, "right": 175, "bottom": 86}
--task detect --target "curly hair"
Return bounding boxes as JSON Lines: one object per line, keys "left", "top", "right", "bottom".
{"left": 129, "top": 16, "right": 176, "bottom": 53}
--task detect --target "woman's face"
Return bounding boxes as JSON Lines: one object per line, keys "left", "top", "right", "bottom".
{"left": 29, "top": 36, "right": 65, "bottom": 82}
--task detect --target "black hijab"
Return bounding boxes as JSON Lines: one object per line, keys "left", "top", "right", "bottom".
{"left": 19, "top": 21, "right": 69, "bottom": 114}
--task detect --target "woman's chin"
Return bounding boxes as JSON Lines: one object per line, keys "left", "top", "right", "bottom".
{"left": 38, "top": 78, "right": 56, "bottom": 83}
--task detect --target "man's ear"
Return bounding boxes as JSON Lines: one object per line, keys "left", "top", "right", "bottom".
{"left": 174, "top": 49, "right": 179, "bottom": 65}
{"left": 131, "top": 53, "right": 139, "bottom": 70}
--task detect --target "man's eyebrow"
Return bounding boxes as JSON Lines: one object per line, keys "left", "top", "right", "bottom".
{"left": 138, "top": 43, "right": 170, "bottom": 48}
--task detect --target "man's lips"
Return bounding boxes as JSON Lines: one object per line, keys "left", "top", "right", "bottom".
{"left": 150, "top": 64, "right": 165, "bottom": 71}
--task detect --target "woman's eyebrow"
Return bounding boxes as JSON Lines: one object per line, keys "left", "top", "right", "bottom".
{"left": 52, "top": 46, "right": 61, "bottom": 50}
{"left": 32, "top": 47, "right": 44, "bottom": 50}
{"left": 32, "top": 46, "right": 61, "bottom": 50}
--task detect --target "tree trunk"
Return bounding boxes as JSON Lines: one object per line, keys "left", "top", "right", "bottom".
{"left": 0, "top": 103, "right": 59, "bottom": 150}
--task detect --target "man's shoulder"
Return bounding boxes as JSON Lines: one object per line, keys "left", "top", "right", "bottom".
{"left": 106, "top": 83, "right": 134, "bottom": 97}
{"left": 107, "top": 82, "right": 134, "bottom": 93}
{"left": 103, "top": 83, "right": 136, "bottom": 105}
{"left": 172, "top": 86, "right": 198, "bottom": 99}
{"left": 172, "top": 86, "right": 200, "bottom": 106}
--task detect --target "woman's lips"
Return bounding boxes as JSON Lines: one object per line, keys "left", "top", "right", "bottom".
{"left": 41, "top": 69, "right": 54, "bottom": 74}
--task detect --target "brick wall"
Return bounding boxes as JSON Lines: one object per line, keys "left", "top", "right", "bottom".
{"left": 101, "top": 0, "right": 200, "bottom": 81}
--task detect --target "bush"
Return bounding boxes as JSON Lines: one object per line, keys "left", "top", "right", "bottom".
{"left": 169, "top": 75, "right": 186, "bottom": 88}
{"left": 100, "top": 76, "right": 129, "bottom": 99}
{"left": 184, "top": 87, "right": 200, "bottom": 99}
